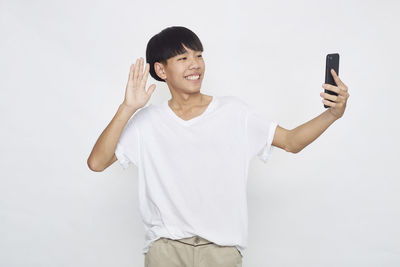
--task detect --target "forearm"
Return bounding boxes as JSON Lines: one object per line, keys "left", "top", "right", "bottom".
{"left": 289, "top": 109, "right": 338, "bottom": 153}
{"left": 87, "top": 103, "right": 138, "bottom": 171}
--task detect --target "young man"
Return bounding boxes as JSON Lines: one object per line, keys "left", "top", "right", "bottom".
{"left": 87, "top": 26, "right": 349, "bottom": 267}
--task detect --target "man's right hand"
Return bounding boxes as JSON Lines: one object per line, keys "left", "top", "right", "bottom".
{"left": 122, "top": 57, "right": 156, "bottom": 111}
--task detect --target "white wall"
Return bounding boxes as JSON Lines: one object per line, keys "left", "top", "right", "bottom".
{"left": 1, "top": 0, "right": 399, "bottom": 266}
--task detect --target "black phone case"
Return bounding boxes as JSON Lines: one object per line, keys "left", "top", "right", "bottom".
{"left": 324, "top": 53, "right": 340, "bottom": 108}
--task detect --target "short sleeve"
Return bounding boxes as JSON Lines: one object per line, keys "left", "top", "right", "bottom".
{"left": 114, "top": 115, "right": 140, "bottom": 169}
{"left": 245, "top": 106, "right": 278, "bottom": 163}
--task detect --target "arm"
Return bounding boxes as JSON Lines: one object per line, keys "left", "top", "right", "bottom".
{"left": 272, "top": 69, "right": 350, "bottom": 153}
{"left": 87, "top": 58, "right": 156, "bottom": 172}
{"left": 87, "top": 104, "right": 138, "bottom": 172}
{"left": 287, "top": 110, "right": 338, "bottom": 153}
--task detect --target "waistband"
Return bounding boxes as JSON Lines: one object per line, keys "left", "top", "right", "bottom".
{"left": 161, "top": 235, "right": 213, "bottom": 246}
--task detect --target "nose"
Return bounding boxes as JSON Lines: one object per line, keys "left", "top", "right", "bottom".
{"left": 188, "top": 56, "right": 201, "bottom": 69}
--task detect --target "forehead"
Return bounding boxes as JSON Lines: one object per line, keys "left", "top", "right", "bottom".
{"left": 178, "top": 44, "right": 202, "bottom": 55}
{"left": 165, "top": 45, "right": 203, "bottom": 64}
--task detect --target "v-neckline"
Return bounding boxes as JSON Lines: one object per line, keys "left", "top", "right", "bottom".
{"left": 165, "top": 96, "right": 216, "bottom": 126}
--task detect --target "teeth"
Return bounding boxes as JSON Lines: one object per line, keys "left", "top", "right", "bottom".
{"left": 185, "top": 75, "right": 200, "bottom": 80}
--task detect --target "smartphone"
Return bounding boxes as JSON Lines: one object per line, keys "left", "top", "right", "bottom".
{"left": 324, "top": 53, "right": 340, "bottom": 108}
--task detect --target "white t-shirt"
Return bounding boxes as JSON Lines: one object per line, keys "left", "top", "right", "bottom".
{"left": 115, "top": 95, "right": 278, "bottom": 257}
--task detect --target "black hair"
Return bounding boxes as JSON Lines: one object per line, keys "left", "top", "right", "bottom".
{"left": 146, "top": 26, "right": 204, "bottom": 82}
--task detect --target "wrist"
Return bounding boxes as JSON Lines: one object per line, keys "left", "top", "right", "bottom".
{"left": 326, "top": 109, "right": 340, "bottom": 121}
{"left": 117, "top": 103, "right": 139, "bottom": 119}
{"left": 120, "top": 102, "right": 140, "bottom": 113}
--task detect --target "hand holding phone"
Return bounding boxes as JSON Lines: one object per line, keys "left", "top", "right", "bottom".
{"left": 324, "top": 53, "right": 340, "bottom": 108}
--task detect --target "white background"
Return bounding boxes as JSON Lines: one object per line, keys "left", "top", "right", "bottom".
{"left": 1, "top": 0, "right": 399, "bottom": 266}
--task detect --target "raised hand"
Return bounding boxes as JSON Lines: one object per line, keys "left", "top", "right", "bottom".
{"left": 122, "top": 57, "right": 156, "bottom": 110}
{"left": 320, "top": 69, "right": 350, "bottom": 119}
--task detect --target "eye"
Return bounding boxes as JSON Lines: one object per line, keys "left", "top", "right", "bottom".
{"left": 179, "top": 57, "right": 187, "bottom": 60}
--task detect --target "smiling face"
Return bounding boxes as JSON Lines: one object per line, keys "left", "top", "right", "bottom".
{"left": 154, "top": 44, "right": 205, "bottom": 95}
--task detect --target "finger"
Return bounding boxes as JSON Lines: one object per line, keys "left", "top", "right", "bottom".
{"left": 133, "top": 58, "right": 140, "bottom": 86}
{"left": 322, "top": 92, "right": 348, "bottom": 103}
{"left": 129, "top": 64, "right": 134, "bottom": 81}
{"left": 322, "top": 83, "right": 339, "bottom": 94}
{"left": 330, "top": 69, "right": 347, "bottom": 90}
{"left": 322, "top": 98, "right": 336, "bottom": 107}
{"left": 322, "top": 83, "right": 346, "bottom": 97}
{"left": 320, "top": 92, "right": 338, "bottom": 102}
{"left": 140, "top": 63, "right": 150, "bottom": 89}
{"left": 138, "top": 58, "right": 144, "bottom": 80}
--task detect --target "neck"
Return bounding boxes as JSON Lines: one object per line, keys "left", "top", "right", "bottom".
{"left": 168, "top": 92, "right": 207, "bottom": 111}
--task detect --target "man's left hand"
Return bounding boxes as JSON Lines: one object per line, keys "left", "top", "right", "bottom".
{"left": 320, "top": 69, "right": 350, "bottom": 119}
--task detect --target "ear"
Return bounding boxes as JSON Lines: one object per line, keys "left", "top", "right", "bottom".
{"left": 154, "top": 62, "right": 167, "bottom": 80}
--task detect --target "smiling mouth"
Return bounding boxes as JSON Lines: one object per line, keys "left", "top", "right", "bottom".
{"left": 184, "top": 74, "right": 201, "bottom": 80}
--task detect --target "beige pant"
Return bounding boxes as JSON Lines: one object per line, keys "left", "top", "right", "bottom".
{"left": 144, "top": 235, "right": 243, "bottom": 267}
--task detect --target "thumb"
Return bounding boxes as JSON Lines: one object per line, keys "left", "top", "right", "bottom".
{"left": 147, "top": 84, "right": 156, "bottom": 96}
